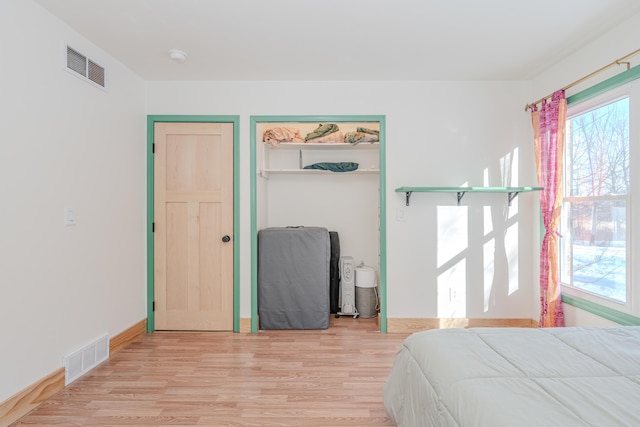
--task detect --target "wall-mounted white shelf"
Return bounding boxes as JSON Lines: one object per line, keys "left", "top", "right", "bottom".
{"left": 395, "top": 186, "right": 543, "bottom": 206}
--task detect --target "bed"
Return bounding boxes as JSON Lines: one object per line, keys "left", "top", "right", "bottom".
{"left": 384, "top": 326, "right": 640, "bottom": 426}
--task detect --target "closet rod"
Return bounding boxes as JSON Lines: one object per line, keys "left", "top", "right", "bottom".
{"left": 525, "top": 48, "right": 640, "bottom": 111}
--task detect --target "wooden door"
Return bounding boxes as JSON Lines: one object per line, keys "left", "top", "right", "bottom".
{"left": 154, "top": 122, "right": 234, "bottom": 330}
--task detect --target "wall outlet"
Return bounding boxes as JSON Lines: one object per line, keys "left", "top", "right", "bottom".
{"left": 64, "top": 207, "right": 77, "bottom": 226}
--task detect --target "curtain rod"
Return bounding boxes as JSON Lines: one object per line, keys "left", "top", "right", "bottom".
{"left": 524, "top": 48, "right": 640, "bottom": 111}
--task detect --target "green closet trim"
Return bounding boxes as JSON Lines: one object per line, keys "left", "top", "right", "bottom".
{"left": 562, "top": 294, "right": 640, "bottom": 326}
{"left": 250, "top": 115, "right": 387, "bottom": 333}
{"left": 146, "top": 115, "right": 241, "bottom": 333}
{"left": 567, "top": 64, "right": 640, "bottom": 106}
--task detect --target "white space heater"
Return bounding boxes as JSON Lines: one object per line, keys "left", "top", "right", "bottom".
{"left": 337, "top": 256, "right": 358, "bottom": 318}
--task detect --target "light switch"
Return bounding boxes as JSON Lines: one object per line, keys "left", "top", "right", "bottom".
{"left": 64, "top": 207, "right": 77, "bottom": 226}
{"left": 396, "top": 207, "right": 406, "bottom": 221}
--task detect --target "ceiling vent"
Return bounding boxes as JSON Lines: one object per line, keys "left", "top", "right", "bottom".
{"left": 66, "top": 45, "right": 106, "bottom": 89}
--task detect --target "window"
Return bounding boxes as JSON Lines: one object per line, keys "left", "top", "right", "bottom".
{"left": 561, "top": 92, "right": 630, "bottom": 304}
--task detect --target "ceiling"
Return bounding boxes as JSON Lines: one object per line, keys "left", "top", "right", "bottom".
{"left": 34, "top": 0, "right": 640, "bottom": 81}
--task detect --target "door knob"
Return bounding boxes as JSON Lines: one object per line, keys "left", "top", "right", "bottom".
{"left": 222, "top": 235, "right": 231, "bottom": 243}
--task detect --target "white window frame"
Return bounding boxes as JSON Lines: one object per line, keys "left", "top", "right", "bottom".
{"left": 561, "top": 84, "right": 634, "bottom": 314}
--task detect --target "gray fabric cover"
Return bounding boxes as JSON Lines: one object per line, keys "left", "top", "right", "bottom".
{"left": 384, "top": 326, "right": 640, "bottom": 427}
{"left": 258, "top": 227, "right": 330, "bottom": 329}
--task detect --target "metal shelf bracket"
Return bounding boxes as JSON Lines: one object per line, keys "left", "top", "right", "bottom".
{"left": 405, "top": 191, "right": 413, "bottom": 206}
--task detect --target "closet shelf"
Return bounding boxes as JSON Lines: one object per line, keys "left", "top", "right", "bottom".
{"left": 395, "top": 186, "right": 543, "bottom": 206}
{"left": 261, "top": 168, "right": 379, "bottom": 177}
{"left": 264, "top": 142, "right": 379, "bottom": 150}
{"left": 261, "top": 141, "right": 380, "bottom": 177}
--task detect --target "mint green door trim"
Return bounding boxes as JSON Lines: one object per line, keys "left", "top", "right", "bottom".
{"left": 250, "top": 115, "right": 387, "bottom": 333}
{"left": 147, "top": 115, "right": 241, "bottom": 332}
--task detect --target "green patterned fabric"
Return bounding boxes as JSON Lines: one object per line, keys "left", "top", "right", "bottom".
{"left": 345, "top": 131, "right": 378, "bottom": 144}
{"left": 357, "top": 127, "right": 379, "bottom": 136}
{"left": 305, "top": 123, "right": 340, "bottom": 141}
{"left": 303, "top": 162, "right": 359, "bottom": 172}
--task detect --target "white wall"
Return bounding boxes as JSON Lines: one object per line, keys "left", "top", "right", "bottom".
{"left": 147, "top": 79, "right": 538, "bottom": 321}
{"left": 531, "top": 10, "right": 640, "bottom": 326}
{"left": 563, "top": 305, "right": 619, "bottom": 327}
{"left": 0, "top": 0, "right": 147, "bottom": 403}
{"left": 532, "top": 12, "right": 640, "bottom": 100}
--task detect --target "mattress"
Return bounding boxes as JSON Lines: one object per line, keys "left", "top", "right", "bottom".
{"left": 258, "top": 226, "right": 330, "bottom": 329}
{"left": 384, "top": 326, "right": 640, "bottom": 426}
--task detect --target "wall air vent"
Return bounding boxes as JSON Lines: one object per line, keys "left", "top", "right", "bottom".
{"left": 66, "top": 46, "right": 86, "bottom": 76}
{"left": 88, "top": 60, "right": 105, "bottom": 87}
{"left": 65, "top": 45, "right": 106, "bottom": 89}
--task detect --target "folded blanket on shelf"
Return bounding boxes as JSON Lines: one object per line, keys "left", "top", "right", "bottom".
{"left": 357, "top": 127, "right": 379, "bottom": 136}
{"left": 303, "top": 162, "right": 359, "bottom": 172}
{"left": 305, "top": 123, "right": 342, "bottom": 142}
{"left": 345, "top": 131, "right": 379, "bottom": 145}
{"left": 263, "top": 127, "right": 305, "bottom": 147}
{"left": 306, "top": 131, "right": 344, "bottom": 144}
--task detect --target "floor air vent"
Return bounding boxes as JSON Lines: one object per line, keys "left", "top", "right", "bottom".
{"left": 65, "top": 45, "right": 106, "bottom": 88}
{"left": 63, "top": 333, "right": 109, "bottom": 385}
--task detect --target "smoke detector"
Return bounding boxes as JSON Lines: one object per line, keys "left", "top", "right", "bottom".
{"left": 168, "top": 49, "right": 187, "bottom": 63}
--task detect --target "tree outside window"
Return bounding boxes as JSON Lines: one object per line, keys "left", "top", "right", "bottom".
{"left": 561, "top": 97, "right": 629, "bottom": 303}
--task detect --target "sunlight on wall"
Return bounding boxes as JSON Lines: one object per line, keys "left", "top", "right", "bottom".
{"left": 507, "top": 221, "right": 519, "bottom": 295}
{"left": 437, "top": 206, "right": 468, "bottom": 267}
{"left": 501, "top": 147, "right": 519, "bottom": 188}
{"left": 484, "top": 206, "right": 495, "bottom": 312}
{"left": 437, "top": 206, "right": 468, "bottom": 317}
{"left": 503, "top": 148, "right": 520, "bottom": 296}
{"left": 479, "top": 148, "right": 522, "bottom": 312}
{"left": 434, "top": 148, "right": 524, "bottom": 317}
{"left": 437, "top": 259, "right": 467, "bottom": 318}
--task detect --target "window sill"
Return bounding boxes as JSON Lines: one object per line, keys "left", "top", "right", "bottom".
{"left": 561, "top": 293, "right": 640, "bottom": 326}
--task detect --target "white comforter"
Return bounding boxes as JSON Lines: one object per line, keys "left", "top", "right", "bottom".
{"left": 384, "top": 327, "right": 640, "bottom": 426}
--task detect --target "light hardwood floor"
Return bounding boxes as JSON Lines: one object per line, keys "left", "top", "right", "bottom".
{"left": 13, "top": 317, "right": 409, "bottom": 426}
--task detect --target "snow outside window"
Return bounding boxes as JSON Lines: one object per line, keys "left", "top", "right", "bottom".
{"left": 561, "top": 89, "right": 630, "bottom": 309}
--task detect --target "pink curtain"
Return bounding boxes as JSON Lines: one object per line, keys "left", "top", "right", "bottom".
{"left": 531, "top": 90, "right": 566, "bottom": 328}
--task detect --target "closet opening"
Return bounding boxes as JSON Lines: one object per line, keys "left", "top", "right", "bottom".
{"left": 250, "top": 116, "right": 387, "bottom": 332}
